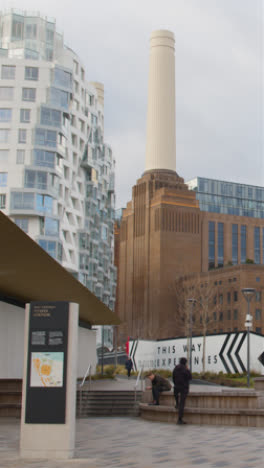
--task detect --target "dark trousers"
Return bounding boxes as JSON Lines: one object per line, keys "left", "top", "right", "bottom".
{"left": 152, "top": 385, "right": 167, "bottom": 404}
{"left": 127, "top": 368, "right": 131, "bottom": 377}
{"left": 174, "top": 387, "right": 188, "bottom": 420}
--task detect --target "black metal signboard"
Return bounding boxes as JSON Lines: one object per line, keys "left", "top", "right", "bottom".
{"left": 25, "top": 301, "right": 69, "bottom": 424}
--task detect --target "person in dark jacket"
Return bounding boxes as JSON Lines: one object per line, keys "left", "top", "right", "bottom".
{"left": 125, "top": 356, "right": 133, "bottom": 378}
{"left": 146, "top": 372, "right": 172, "bottom": 405}
{"left": 173, "top": 357, "right": 192, "bottom": 424}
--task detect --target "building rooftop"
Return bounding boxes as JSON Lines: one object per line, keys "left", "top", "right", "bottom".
{"left": 187, "top": 176, "right": 264, "bottom": 219}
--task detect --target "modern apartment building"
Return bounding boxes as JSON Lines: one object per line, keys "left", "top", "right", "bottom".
{"left": 0, "top": 11, "right": 116, "bottom": 319}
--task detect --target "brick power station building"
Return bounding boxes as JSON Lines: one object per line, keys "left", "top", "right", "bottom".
{"left": 115, "top": 30, "right": 264, "bottom": 344}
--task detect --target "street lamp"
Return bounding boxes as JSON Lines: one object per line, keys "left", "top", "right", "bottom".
{"left": 241, "top": 288, "right": 255, "bottom": 388}
{"left": 187, "top": 298, "right": 196, "bottom": 373}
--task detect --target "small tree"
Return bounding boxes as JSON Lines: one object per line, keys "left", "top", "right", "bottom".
{"left": 171, "top": 274, "right": 220, "bottom": 374}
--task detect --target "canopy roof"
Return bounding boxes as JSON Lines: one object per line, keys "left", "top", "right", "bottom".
{"left": 0, "top": 211, "right": 120, "bottom": 325}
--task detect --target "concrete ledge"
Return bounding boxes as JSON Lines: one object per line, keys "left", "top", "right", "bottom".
{"left": 139, "top": 403, "right": 264, "bottom": 427}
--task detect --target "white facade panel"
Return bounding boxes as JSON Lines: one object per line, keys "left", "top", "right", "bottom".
{"left": 0, "top": 300, "right": 97, "bottom": 379}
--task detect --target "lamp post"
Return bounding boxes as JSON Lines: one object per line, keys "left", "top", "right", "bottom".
{"left": 101, "top": 325, "right": 105, "bottom": 375}
{"left": 187, "top": 298, "right": 196, "bottom": 373}
{"left": 241, "top": 288, "right": 255, "bottom": 388}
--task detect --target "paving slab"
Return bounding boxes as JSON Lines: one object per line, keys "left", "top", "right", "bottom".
{"left": 0, "top": 416, "right": 264, "bottom": 468}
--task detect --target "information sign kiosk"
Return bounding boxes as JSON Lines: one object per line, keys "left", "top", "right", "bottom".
{"left": 20, "top": 301, "right": 78, "bottom": 459}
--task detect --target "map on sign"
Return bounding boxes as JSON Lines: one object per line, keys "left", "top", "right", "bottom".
{"left": 30, "top": 352, "right": 64, "bottom": 387}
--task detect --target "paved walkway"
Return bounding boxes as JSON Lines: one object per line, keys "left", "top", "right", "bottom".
{"left": 1, "top": 379, "right": 263, "bottom": 468}
{"left": 84, "top": 375, "right": 241, "bottom": 393}
{"left": 0, "top": 416, "right": 264, "bottom": 468}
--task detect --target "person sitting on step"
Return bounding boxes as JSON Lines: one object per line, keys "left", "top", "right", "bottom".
{"left": 145, "top": 372, "right": 172, "bottom": 406}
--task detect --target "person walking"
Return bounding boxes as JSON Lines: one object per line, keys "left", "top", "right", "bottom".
{"left": 125, "top": 356, "right": 133, "bottom": 378}
{"left": 173, "top": 357, "right": 192, "bottom": 425}
{"left": 146, "top": 372, "right": 172, "bottom": 405}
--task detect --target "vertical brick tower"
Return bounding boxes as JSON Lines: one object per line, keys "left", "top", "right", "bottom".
{"left": 117, "top": 31, "right": 201, "bottom": 341}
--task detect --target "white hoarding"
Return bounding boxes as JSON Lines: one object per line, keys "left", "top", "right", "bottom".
{"left": 129, "top": 332, "right": 264, "bottom": 374}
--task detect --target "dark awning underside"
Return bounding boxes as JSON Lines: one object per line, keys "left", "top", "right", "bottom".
{"left": 0, "top": 211, "right": 120, "bottom": 325}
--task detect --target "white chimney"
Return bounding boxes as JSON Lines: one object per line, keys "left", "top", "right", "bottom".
{"left": 145, "top": 30, "right": 176, "bottom": 173}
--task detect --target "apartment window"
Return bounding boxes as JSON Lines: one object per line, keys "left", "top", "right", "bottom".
{"left": 12, "top": 18, "right": 24, "bottom": 40}
{"left": 0, "top": 173, "right": 8, "bottom": 186}
{"left": 0, "top": 150, "right": 9, "bottom": 161}
{"left": 234, "top": 291, "right": 238, "bottom": 302}
{"left": 232, "top": 224, "right": 238, "bottom": 265}
{"left": 20, "top": 109, "right": 31, "bottom": 123}
{"left": 91, "top": 114, "right": 98, "bottom": 125}
{"left": 40, "top": 107, "right": 61, "bottom": 127}
{"left": 227, "top": 310, "right": 231, "bottom": 320}
{"left": 219, "top": 312, "right": 223, "bottom": 321}
{"left": 73, "top": 60, "right": 79, "bottom": 74}
{"left": 73, "top": 99, "right": 79, "bottom": 111}
{"left": 16, "top": 149, "right": 25, "bottom": 164}
{"left": 217, "top": 222, "right": 224, "bottom": 267}
{"left": 74, "top": 80, "right": 79, "bottom": 93}
{"left": 53, "top": 68, "right": 72, "bottom": 88}
{"left": 22, "top": 87, "right": 36, "bottom": 102}
{"left": 256, "top": 291, "right": 261, "bottom": 302}
{"left": 1, "top": 65, "right": 15, "bottom": 79}
{"left": 72, "top": 133, "right": 77, "bottom": 147}
{"left": 241, "top": 225, "right": 247, "bottom": 263}
{"left": 18, "top": 129, "right": 27, "bottom": 144}
{"left": 49, "top": 87, "right": 68, "bottom": 109}
{"left": 38, "top": 240, "right": 56, "bottom": 258}
{"left": 255, "top": 309, "right": 261, "bottom": 320}
{"left": 0, "top": 129, "right": 10, "bottom": 143}
{"left": 25, "top": 23, "right": 37, "bottom": 39}
{"left": 36, "top": 194, "right": 53, "bottom": 214}
{"left": 256, "top": 327, "right": 262, "bottom": 334}
{"left": 0, "top": 194, "right": 6, "bottom": 209}
{"left": 89, "top": 94, "right": 94, "bottom": 106}
{"left": 0, "top": 87, "right": 14, "bottom": 100}
{"left": 0, "top": 108, "right": 12, "bottom": 122}
{"left": 33, "top": 149, "right": 55, "bottom": 168}
{"left": 227, "top": 292, "right": 231, "bottom": 304}
{"left": 25, "top": 170, "right": 47, "bottom": 190}
{"left": 35, "top": 128, "right": 57, "bottom": 147}
{"left": 208, "top": 221, "right": 215, "bottom": 269}
{"left": 233, "top": 309, "right": 238, "bottom": 320}
{"left": 15, "top": 218, "right": 29, "bottom": 233}
{"left": 79, "top": 119, "right": 85, "bottom": 133}
{"left": 45, "top": 217, "right": 59, "bottom": 237}
{"left": 25, "top": 66, "right": 39, "bottom": 81}
{"left": 219, "top": 294, "right": 223, "bottom": 305}
{"left": 11, "top": 192, "right": 34, "bottom": 210}
{"left": 254, "top": 227, "right": 261, "bottom": 264}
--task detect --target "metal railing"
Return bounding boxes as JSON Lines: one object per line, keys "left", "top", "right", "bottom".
{"left": 134, "top": 366, "right": 144, "bottom": 402}
{"left": 79, "top": 364, "right": 92, "bottom": 417}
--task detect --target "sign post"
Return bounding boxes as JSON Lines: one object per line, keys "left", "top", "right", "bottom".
{"left": 20, "top": 301, "right": 79, "bottom": 459}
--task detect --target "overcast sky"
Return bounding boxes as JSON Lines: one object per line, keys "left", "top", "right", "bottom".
{"left": 3, "top": 0, "right": 263, "bottom": 208}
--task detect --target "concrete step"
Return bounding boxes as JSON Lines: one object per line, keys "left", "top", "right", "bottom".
{"left": 0, "top": 403, "right": 21, "bottom": 418}
{"left": 0, "top": 392, "right": 22, "bottom": 404}
{"left": 140, "top": 402, "right": 264, "bottom": 427}
{"left": 77, "top": 390, "right": 143, "bottom": 417}
{"left": 156, "top": 391, "right": 260, "bottom": 410}
{"left": 0, "top": 379, "right": 22, "bottom": 392}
